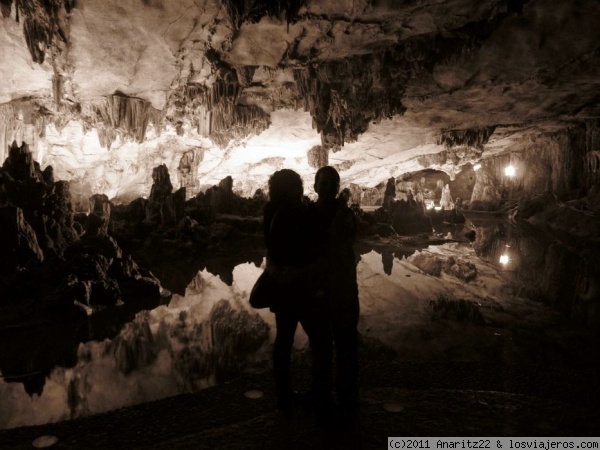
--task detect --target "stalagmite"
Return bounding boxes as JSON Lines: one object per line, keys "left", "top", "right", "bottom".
{"left": 177, "top": 148, "right": 204, "bottom": 199}
{"left": 440, "top": 184, "right": 454, "bottom": 210}
{"left": 307, "top": 145, "right": 328, "bottom": 169}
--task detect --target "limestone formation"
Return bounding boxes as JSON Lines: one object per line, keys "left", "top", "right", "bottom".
{"left": 1, "top": 0, "right": 600, "bottom": 327}
{"left": 86, "top": 194, "right": 111, "bottom": 236}
{"left": 177, "top": 148, "right": 204, "bottom": 199}
{"left": 145, "top": 164, "right": 185, "bottom": 227}
{"left": 0, "top": 143, "right": 163, "bottom": 316}
{"left": 0, "top": 205, "right": 44, "bottom": 270}
{"left": 307, "top": 145, "right": 328, "bottom": 169}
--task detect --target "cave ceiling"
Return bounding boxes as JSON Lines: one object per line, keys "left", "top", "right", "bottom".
{"left": 1, "top": 0, "right": 600, "bottom": 199}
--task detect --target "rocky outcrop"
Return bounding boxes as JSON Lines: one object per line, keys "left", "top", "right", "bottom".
{"left": 409, "top": 252, "right": 477, "bottom": 282}
{"left": 145, "top": 164, "right": 185, "bottom": 227}
{"left": 0, "top": 205, "right": 44, "bottom": 270}
{"left": 1, "top": 141, "right": 78, "bottom": 258}
{"left": 177, "top": 148, "right": 204, "bottom": 199}
{"left": 86, "top": 194, "right": 111, "bottom": 236}
{"left": 307, "top": 145, "right": 328, "bottom": 169}
{"left": 0, "top": 141, "right": 163, "bottom": 320}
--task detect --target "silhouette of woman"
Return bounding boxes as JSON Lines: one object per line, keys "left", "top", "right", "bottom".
{"left": 263, "top": 169, "right": 331, "bottom": 412}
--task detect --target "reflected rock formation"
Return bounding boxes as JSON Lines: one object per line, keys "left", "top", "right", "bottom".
{"left": 0, "top": 265, "right": 271, "bottom": 429}
{"left": 473, "top": 207, "right": 600, "bottom": 325}
{"left": 1, "top": 234, "right": 597, "bottom": 429}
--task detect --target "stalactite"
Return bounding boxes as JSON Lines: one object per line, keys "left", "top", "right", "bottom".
{"left": 208, "top": 104, "right": 270, "bottom": 149}
{"left": 287, "top": 0, "right": 528, "bottom": 151}
{"left": 246, "top": 0, "right": 306, "bottom": 25}
{"left": 10, "top": 0, "right": 70, "bottom": 65}
{"left": 97, "top": 127, "right": 118, "bottom": 151}
{"left": 235, "top": 65, "right": 256, "bottom": 87}
{"left": 0, "top": 101, "right": 48, "bottom": 162}
{"left": 168, "top": 61, "right": 270, "bottom": 148}
{"left": 226, "top": 0, "right": 306, "bottom": 30}
{"left": 63, "top": 0, "right": 75, "bottom": 13}
{"left": 585, "top": 120, "right": 600, "bottom": 186}
{"left": 0, "top": 104, "right": 14, "bottom": 163}
{"left": 0, "top": 0, "right": 12, "bottom": 18}
{"left": 52, "top": 72, "right": 63, "bottom": 109}
{"left": 545, "top": 124, "right": 589, "bottom": 197}
{"left": 147, "top": 106, "right": 165, "bottom": 136}
{"left": 89, "top": 94, "right": 162, "bottom": 148}
{"left": 437, "top": 126, "right": 496, "bottom": 149}
{"left": 293, "top": 49, "right": 409, "bottom": 150}
{"left": 195, "top": 105, "right": 211, "bottom": 137}
{"left": 586, "top": 151, "right": 600, "bottom": 184}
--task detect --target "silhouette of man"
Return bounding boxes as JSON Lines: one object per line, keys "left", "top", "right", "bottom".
{"left": 310, "top": 166, "right": 360, "bottom": 422}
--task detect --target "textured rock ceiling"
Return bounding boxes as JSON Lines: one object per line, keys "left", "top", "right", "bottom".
{"left": 1, "top": 0, "right": 600, "bottom": 200}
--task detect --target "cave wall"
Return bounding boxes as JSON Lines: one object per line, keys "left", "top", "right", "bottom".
{"left": 471, "top": 121, "right": 600, "bottom": 209}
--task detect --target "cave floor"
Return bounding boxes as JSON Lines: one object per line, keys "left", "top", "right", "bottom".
{"left": 1, "top": 355, "right": 599, "bottom": 449}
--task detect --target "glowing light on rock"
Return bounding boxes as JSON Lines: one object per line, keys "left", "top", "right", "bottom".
{"left": 434, "top": 206, "right": 442, "bottom": 211}
{"left": 504, "top": 165, "right": 516, "bottom": 177}
{"left": 499, "top": 254, "right": 510, "bottom": 265}
{"left": 473, "top": 163, "right": 481, "bottom": 171}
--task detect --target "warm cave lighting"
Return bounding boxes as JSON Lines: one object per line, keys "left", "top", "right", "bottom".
{"left": 499, "top": 254, "right": 510, "bottom": 265}
{"left": 473, "top": 163, "right": 482, "bottom": 171}
{"left": 504, "top": 165, "right": 516, "bottom": 177}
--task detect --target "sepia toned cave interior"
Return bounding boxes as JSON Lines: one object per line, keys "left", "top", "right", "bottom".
{"left": 0, "top": 0, "right": 600, "bottom": 446}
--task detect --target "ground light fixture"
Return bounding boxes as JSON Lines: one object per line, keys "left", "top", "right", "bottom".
{"left": 504, "top": 165, "right": 516, "bottom": 177}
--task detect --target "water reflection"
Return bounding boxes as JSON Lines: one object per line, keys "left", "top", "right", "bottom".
{"left": 0, "top": 291, "right": 171, "bottom": 398}
{"left": 0, "top": 265, "right": 272, "bottom": 429}
{"left": 469, "top": 215, "right": 600, "bottom": 323}
{"left": 360, "top": 212, "right": 599, "bottom": 326}
{"left": 2, "top": 217, "right": 598, "bottom": 430}
{"left": 134, "top": 235, "right": 266, "bottom": 294}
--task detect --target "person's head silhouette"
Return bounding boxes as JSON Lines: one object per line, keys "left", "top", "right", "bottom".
{"left": 268, "top": 169, "right": 303, "bottom": 206}
{"left": 314, "top": 166, "right": 340, "bottom": 203}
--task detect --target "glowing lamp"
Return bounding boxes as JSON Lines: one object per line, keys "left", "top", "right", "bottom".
{"left": 504, "top": 165, "right": 516, "bottom": 177}
{"left": 434, "top": 206, "right": 442, "bottom": 211}
{"left": 499, "top": 254, "right": 510, "bottom": 265}
{"left": 473, "top": 163, "right": 481, "bottom": 171}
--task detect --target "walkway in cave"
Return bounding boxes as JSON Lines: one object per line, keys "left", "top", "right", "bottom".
{"left": 1, "top": 352, "right": 599, "bottom": 449}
